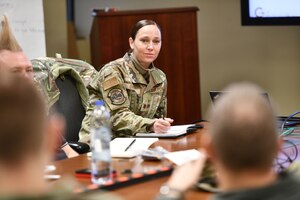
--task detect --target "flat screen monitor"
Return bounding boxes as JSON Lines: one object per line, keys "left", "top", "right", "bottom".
{"left": 241, "top": 0, "right": 300, "bottom": 25}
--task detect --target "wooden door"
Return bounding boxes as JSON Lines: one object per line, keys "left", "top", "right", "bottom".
{"left": 90, "top": 7, "right": 201, "bottom": 124}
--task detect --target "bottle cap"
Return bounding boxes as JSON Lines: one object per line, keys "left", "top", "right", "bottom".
{"left": 95, "top": 100, "right": 104, "bottom": 106}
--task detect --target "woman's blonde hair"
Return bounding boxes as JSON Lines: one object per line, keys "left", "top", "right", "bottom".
{"left": 0, "top": 15, "right": 22, "bottom": 51}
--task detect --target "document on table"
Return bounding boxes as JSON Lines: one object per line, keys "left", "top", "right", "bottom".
{"left": 87, "top": 138, "right": 159, "bottom": 158}
{"left": 110, "top": 137, "right": 158, "bottom": 158}
{"left": 164, "top": 149, "right": 203, "bottom": 166}
{"left": 135, "top": 124, "right": 195, "bottom": 138}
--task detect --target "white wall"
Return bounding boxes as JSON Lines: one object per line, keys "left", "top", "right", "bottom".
{"left": 74, "top": 0, "right": 300, "bottom": 118}
{"left": 0, "top": 0, "right": 46, "bottom": 59}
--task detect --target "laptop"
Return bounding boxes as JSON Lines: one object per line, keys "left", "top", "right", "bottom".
{"left": 209, "top": 91, "right": 300, "bottom": 128}
{"left": 209, "top": 91, "right": 269, "bottom": 103}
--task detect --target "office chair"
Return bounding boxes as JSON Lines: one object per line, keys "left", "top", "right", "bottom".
{"left": 53, "top": 74, "right": 90, "bottom": 154}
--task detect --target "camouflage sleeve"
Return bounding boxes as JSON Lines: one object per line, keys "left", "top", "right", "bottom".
{"left": 154, "top": 79, "right": 167, "bottom": 119}
{"left": 78, "top": 80, "right": 101, "bottom": 144}
{"left": 100, "top": 66, "right": 155, "bottom": 138}
{"left": 32, "top": 59, "right": 60, "bottom": 108}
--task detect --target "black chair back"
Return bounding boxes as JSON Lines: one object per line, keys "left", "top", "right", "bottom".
{"left": 53, "top": 75, "right": 86, "bottom": 142}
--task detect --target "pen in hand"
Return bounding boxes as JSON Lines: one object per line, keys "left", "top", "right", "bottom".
{"left": 153, "top": 115, "right": 174, "bottom": 133}
{"left": 124, "top": 139, "right": 136, "bottom": 151}
{"left": 161, "top": 115, "right": 174, "bottom": 124}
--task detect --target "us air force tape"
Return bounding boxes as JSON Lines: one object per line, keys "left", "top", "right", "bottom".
{"left": 108, "top": 88, "right": 126, "bottom": 105}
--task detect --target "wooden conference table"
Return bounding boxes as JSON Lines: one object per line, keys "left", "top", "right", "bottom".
{"left": 51, "top": 122, "right": 211, "bottom": 200}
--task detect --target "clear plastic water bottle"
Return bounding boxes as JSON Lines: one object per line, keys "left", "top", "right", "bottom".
{"left": 90, "top": 100, "right": 112, "bottom": 185}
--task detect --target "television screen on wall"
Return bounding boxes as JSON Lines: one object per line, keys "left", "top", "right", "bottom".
{"left": 241, "top": 0, "right": 300, "bottom": 25}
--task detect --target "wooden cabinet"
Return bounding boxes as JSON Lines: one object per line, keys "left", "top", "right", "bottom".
{"left": 90, "top": 7, "right": 201, "bottom": 124}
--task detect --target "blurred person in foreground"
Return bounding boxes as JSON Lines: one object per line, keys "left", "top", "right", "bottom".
{"left": 0, "top": 15, "right": 77, "bottom": 160}
{"left": 157, "top": 83, "right": 300, "bottom": 200}
{"left": 0, "top": 70, "right": 120, "bottom": 199}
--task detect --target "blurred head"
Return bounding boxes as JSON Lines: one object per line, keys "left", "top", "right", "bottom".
{"left": 0, "top": 15, "right": 33, "bottom": 79}
{"left": 207, "top": 83, "right": 279, "bottom": 173}
{"left": 129, "top": 19, "right": 162, "bottom": 68}
{"left": 0, "top": 70, "right": 47, "bottom": 167}
{"left": 0, "top": 50, "right": 33, "bottom": 79}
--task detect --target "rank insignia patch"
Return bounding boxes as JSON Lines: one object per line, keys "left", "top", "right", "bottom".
{"left": 108, "top": 89, "right": 126, "bottom": 105}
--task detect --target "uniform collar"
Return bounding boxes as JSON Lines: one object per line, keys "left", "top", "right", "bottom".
{"left": 131, "top": 54, "right": 149, "bottom": 76}
{"left": 124, "top": 53, "right": 165, "bottom": 86}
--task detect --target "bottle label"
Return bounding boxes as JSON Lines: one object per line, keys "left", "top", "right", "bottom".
{"left": 91, "top": 126, "right": 111, "bottom": 161}
{"left": 94, "top": 139, "right": 102, "bottom": 153}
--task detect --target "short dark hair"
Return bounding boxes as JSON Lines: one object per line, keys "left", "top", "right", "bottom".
{"left": 209, "top": 83, "right": 278, "bottom": 172}
{"left": 0, "top": 70, "right": 46, "bottom": 166}
{"left": 130, "top": 19, "right": 161, "bottom": 40}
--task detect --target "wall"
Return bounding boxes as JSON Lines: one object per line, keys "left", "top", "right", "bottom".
{"left": 74, "top": 0, "right": 300, "bottom": 118}
{"left": 43, "top": 0, "right": 67, "bottom": 57}
{"left": 0, "top": 0, "right": 46, "bottom": 59}
{"left": 199, "top": 0, "right": 300, "bottom": 117}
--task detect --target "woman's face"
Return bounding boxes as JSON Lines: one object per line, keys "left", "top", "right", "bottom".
{"left": 129, "top": 25, "right": 162, "bottom": 68}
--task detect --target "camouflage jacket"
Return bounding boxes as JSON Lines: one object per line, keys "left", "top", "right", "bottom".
{"left": 79, "top": 53, "right": 167, "bottom": 143}
{"left": 31, "top": 57, "right": 97, "bottom": 110}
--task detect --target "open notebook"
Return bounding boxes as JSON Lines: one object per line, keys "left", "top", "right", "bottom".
{"left": 135, "top": 124, "right": 195, "bottom": 138}
{"left": 88, "top": 137, "right": 158, "bottom": 158}
{"left": 110, "top": 137, "right": 158, "bottom": 158}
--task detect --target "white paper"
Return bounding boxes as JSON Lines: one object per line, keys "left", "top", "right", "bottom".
{"left": 164, "top": 149, "right": 203, "bottom": 166}
{"left": 88, "top": 138, "right": 159, "bottom": 158}
{"left": 136, "top": 124, "right": 195, "bottom": 138}
{"left": 0, "top": 0, "right": 46, "bottom": 59}
{"left": 110, "top": 137, "right": 158, "bottom": 158}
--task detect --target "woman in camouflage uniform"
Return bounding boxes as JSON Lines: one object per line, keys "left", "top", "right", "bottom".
{"left": 80, "top": 19, "right": 173, "bottom": 142}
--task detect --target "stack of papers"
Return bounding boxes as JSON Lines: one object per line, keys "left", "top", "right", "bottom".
{"left": 136, "top": 124, "right": 194, "bottom": 138}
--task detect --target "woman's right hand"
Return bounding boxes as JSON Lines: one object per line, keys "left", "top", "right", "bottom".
{"left": 152, "top": 117, "right": 174, "bottom": 133}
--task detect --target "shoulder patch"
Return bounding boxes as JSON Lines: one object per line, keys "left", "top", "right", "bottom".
{"left": 102, "top": 76, "right": 120, "bottom": 91}
{"left": 108, "top": 88, "right": 126, "bottom": 105}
